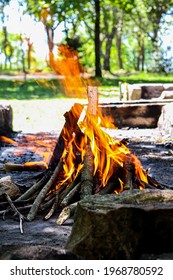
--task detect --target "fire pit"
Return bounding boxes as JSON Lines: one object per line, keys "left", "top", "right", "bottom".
{"left": 0, "top": 86, "right": 173, "bottom": 260}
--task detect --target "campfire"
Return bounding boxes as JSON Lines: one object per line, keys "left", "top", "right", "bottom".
{"left": 0, "top": 45, "right": 164, "bottom": 234}
{"left": 0, "top": 85, "right": 162, "bottom": 233}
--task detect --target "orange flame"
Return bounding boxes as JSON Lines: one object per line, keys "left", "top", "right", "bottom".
{"left": 57, "top": 107, "right": 148, "bottom": 192}
{"left": 24, "top": 161, "right": 48, "bottom": 170}
{"left": 49, "top": 44, "right": 99, "bottom": 97}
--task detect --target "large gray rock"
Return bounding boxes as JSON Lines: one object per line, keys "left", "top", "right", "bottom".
{"left": 66, "top": 190, "right": 173, "bottom": 259}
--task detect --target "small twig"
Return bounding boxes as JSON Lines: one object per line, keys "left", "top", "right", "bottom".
{"left": 59, "top": 174, "right": 81, "bottom": 201}
{"left": 5, "top": 194, "right": 25, "bottom": 234}
{"left": 1, "top": 206, "right": 10, "bottom": 220}
{"left": 61, "top": 182, "right": 81, "bottom": 207}
{"left": 0, "top": 199, "right": 32, "bottom": 209}
{"left": 44, "top": 189, "right": 60, "bottom": 220}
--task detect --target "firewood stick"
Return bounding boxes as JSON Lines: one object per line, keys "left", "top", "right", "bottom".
{"left": 124, "top": 154, "right": 134, "bottom": 191}
{"left": 159, "top": 182, "right": 173, "bottom": 190}
{"left": 61, "top": 182, "right": 81, "bottom": 207}
{"left": 96, "top": 181, "right": 117, "bottom": 195}
{"left": 60, "top": 174, "right": 81, "bottom": 201}
{"left": 140, "top": 180, "right": 158, "bottom": 189}
{"left": 56, "top": 202, "right": 77, "bottom": 225}
{"left": 42, "top": 185, "right": 65, "bottom": 220}
{"left": 15, "top": 170, "right": 51, "bottom": 202}
{"left": 0, "top": 199, "right": 32, "bottom": 209}
{"left": 27, "top": 158, "right": 64, "bottom": 221}
{"left": 80, "top": 86, "right": 98, "bottom": 199}
{"left": 0, "top": 204, "right": 32, "bottom": 218}
{"left": 80, "top": 144, "right": 94, "bottom": 199}
{"left": 40, "top": 196, "right": 55, "bottom": 212}
{"left": 44, "top": 188, "right": 60, "bottom": 220}
{"left": 2, "top": 162, "right": 47, "bottom": 172}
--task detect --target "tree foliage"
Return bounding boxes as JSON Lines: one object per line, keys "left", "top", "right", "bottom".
{"left": 0, "top": 0, "right": 173, "bottom": 74}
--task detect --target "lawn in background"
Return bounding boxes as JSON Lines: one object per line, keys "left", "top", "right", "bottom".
{"left": 0, "top": 72, "right": 173, "bottom": 133}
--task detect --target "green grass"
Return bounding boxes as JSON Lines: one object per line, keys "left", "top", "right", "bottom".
{"left": 98, "top": 72, "right": 173, "bottom": 86}
{"left": 0, "top": 79, "right": 64, "bottom": 100}
{"left": 1, "top": 72, "right": 173, "bottom": 133}
{"left": 0, "top": 72, "right": 173, "bottom": 100}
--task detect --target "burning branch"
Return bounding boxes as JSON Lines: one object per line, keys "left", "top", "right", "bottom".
{"left": 80, "top": 86, "right": 98, "bottom": 199}
{"left": 1, "top": 162, "right": 47, "bottom": 172}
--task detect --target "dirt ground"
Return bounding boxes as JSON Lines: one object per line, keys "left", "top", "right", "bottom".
{"left": 0, "top": 127, "right": 173, "bottom": 259}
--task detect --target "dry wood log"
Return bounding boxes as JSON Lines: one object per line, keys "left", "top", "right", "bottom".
{"left": 80, "top": 86, "right": 98, "bottom": 199}
{"left": 2, "top": 162, "right": 47, "bottom": 172}
{"left": 80, "top": 144, "right": 94, "bottom": 199}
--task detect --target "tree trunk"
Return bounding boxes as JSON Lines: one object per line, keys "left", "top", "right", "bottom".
{"left": 115, "top": 10, "right": 124, "bottom": 70}
{"left": 116, "top": 34, "right": 123, "bottom": 70}
{"left": 103, "top": 26, "right": 117, "bottom": 71}
{"left": 141, "top": 40, "right": 145, "bottom": 71}
{"left": 94, "top": 0, "right": 102, "bottom": 77}
{"left": 45, "top": 25, "right": 54, "bottom": 54}
{"left": 26, "top": 38, "right": 33, "bottom": 70}
{"left": 2, "top": 26, "right": 8, "bottom": 69}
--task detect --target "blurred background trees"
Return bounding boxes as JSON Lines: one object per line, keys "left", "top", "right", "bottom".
{"left": 0, "top": 0, "right": 173, "bottom": 77}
